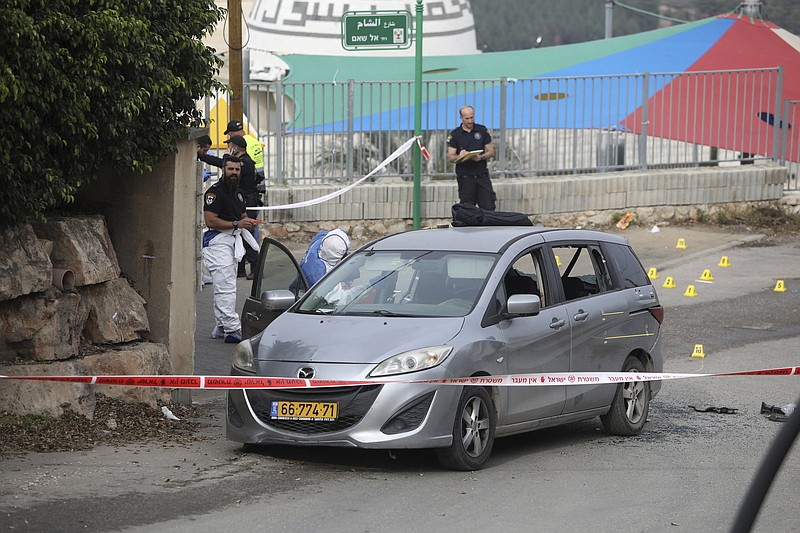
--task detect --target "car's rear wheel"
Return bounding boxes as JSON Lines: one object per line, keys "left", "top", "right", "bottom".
{"left": 601, "top": 355, "right": 650, "bottom": 435}
{"left": 436, "top": 386, "right": 496, "bottom": 471}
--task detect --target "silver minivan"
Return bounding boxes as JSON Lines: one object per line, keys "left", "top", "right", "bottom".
{"left": 228, "top": 227, "right": 664, "bottom": 470}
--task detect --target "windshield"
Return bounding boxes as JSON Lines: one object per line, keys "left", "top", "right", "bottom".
{"left": 295, "top": 250, "right": 498, "bottom": 317}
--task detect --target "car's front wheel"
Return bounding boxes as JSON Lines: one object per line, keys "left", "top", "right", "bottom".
{"left": 436, "top": 386, "right": 496, "bottom": 471}
{"left": 601, "top": 355, "right": 650, "bottom": 435}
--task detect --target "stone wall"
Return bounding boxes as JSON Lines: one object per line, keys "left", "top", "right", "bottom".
{"left": 263, "top": 162, "right": 787, "bottom": 224}
{"left": 0, "top": 216, "right": 171, "bottom": 418}
{"left": 259, "top": 163, "right": 790, "bottom": 245}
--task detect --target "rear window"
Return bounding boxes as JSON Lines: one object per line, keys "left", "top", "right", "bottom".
{"left": 604, "top": 243, "right": 650, "bottom": 288}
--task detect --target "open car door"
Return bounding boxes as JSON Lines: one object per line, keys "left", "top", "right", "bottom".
{"left": 241, "top": 238, "right": 307, "bottom": 338}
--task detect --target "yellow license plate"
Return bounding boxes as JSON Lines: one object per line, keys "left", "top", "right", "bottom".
{"left": 270, "top": 401, "right": 338, "bottom": 421}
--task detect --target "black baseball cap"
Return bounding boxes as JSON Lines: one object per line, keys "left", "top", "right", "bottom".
{"left": 224, "top": 135, "right": 247, "bottom": 150}
{"left": 223, "top": 120, "right": 243, "bottom": 134}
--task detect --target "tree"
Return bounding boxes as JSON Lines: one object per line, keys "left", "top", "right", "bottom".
{"left": 0, "top": 0, "right": 224, "bottom": 227}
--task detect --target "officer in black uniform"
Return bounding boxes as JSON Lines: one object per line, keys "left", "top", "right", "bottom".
{"left": 447, "top": 105, "right": 496, "bottom": 210}
{"left": 199, "top": 135, "right": 262, "bottom": 278}
{"left": 202, "top": 156, "right": 258, "bottom": 343}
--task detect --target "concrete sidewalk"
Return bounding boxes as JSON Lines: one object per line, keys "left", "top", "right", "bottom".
{"left": 603, "top": 223, "right": 763, "bottom": 271}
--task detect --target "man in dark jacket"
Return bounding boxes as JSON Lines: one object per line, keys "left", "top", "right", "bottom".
{"left": 447, "top": 105, "right": 496, "bottom": 211}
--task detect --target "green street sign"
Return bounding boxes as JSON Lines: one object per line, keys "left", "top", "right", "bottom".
{"left": 341, "top": 10, "right": 411, "bottom": 51}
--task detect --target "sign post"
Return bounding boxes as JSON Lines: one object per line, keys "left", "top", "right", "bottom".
{"left": 412, "top": 0, "right": 423, "bottom": 230}
{"left": 342, "top": 5, "right": 422, "bottom": 229}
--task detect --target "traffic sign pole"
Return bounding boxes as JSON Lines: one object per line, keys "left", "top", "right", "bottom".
{"left": 341, "top": 6, "right": 420, "bottom": 228}
{"left": 413, "top": 0, "right": 423, "bottom": 230}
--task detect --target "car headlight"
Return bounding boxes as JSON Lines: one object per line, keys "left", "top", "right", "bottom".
{"left": 368, "top": 346, "right": 453, "bottom": 377}
{"left": 232, "top": 331, "right": 263, "bottom": 373}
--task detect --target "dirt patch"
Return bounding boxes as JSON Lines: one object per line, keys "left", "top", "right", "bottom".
{"left": 660, "top": 204, "right": 800, "bottom": 247}
{"left": 0, "top": 394, "right": 209, "bottom": 456}
{"left": 716, "top": 204, "right": 800, "bottom": 238}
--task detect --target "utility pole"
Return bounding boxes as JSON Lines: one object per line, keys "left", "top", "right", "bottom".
{"left": 412, "top": 0, "right": 423, "bottom": 230}
{"left": 228, "top": 0, "right": 243, "bottom": 122}
{"left": 604, "top": 0, "right": 613, "bottom": 39}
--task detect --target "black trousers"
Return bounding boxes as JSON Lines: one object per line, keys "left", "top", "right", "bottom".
{"left": 457, "top": 173, "right": 496, "bottom": 211}
{"left": 239, "top": 196, "right": 261, "bottom": 274}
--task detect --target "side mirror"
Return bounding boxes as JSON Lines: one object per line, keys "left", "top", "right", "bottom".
{"left": 506, "top": 294, "right": 541, "bottom": 317}
{"left": 261, "top": 290, "right": 297, "bottom": 312}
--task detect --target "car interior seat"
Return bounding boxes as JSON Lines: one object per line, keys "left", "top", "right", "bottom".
{"left": 414, "top": 271, "right": 452, "bottom": 304}
{"left": 562, "top": 276, "right": 584, "bottom": 300}
{"left": 505, "top": 270, "right": 539, "bottom": 297}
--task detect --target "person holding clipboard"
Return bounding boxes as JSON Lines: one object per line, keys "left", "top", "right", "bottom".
{"left": 447, "top": 105, "right": 496, "bottom": 210}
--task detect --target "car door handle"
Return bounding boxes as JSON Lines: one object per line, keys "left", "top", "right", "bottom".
{"left": 573, "top": 310, "right": 589, "bottom": 321}
{"left": 245, "top": 312, "right": 260, "bottom": 322}
{"left": 549, "top": 318, "right": 566, "bottom": 329}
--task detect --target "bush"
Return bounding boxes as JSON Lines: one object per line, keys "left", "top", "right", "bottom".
{"left": 0, "top": 0, "right": 224, "bottom": 227}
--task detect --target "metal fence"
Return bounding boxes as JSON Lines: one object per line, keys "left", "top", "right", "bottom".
{"left": 780, "top": 100, "right": 800, "bottom": 191}
{"left": 202, "top": 67, "right": 796, "bottom": 188}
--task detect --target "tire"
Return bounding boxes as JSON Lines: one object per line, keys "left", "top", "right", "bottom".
{"left": 601, "top": 355, "right": 650, "bottom": 435}
{"left": 435, "top": 386, "right": 496, "bottom": 471}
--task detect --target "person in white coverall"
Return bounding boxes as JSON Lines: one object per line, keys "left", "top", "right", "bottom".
{"left": 202, "top": 156, "right": 260, "bottom": 343}
{"left": 289, "top": 229, "right": 350, "bottom": 294}
{"left": 300, "top": 229, "right": 350, "bottom": 286}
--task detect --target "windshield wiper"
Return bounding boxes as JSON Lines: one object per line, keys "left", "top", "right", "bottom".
{"left": 371, "top": 309, "right": 416, "bottom": 317}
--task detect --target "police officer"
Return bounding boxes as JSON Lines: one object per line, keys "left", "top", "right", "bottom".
{"left": 447, "top": 105, "right": 496, "bottom": 210}
{"left": 202, "top": 156, "right": 259, "bottom": 343}
{"left": 223, "top": 120, "right": 265, "bottom": 179}
{"left": 199, "top": 135, "right": 261, "bottom": 278}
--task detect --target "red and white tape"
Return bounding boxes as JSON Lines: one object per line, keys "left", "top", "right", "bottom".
{"left": 1, "top": 366, "right": 799, "bottom": 390}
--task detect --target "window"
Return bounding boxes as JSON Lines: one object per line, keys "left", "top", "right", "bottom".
{"left": 296, "top": 250, "right": 497, "bottom": 317}
{"left": 603, "top": 242, "right": 650, "bottom": 289}
{"left": 551, "top": 244, "right": 610, "bottom": 301}
{"left": 503, "top": 249, "right": 548, "bottom": 306}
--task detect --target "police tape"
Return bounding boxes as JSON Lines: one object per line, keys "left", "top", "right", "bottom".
{"left": 249, "top": 135, "right": 419, "bottom": 212}
{"left": 1, "top": 366, "right": 799, "bottom": 390}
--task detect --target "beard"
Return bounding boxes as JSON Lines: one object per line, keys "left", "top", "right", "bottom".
{"left": 224, "top": 176, "right": 239, "bottom": 195}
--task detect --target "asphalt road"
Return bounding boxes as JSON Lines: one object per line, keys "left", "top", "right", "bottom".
{"left": 2, "top": 225, "right": 800, "bottom": 532}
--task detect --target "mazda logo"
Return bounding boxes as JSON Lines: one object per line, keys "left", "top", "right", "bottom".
{"left": 297, "top": 367, "right": 316, "bottom": 379}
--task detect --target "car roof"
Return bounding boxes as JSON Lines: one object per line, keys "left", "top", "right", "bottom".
{"left": 362, "top": 226, "right": 629, "bottom": 254}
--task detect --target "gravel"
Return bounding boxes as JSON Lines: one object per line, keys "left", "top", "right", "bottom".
{"left": 0, "top": 394, "right": 209, "bottom": 456}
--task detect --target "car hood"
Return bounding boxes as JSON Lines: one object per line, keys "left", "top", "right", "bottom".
{"left": 256, "top": 313, "right": 465, "bottom": 364}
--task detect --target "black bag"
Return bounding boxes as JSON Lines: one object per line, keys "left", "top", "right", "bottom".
{"left": 451, "top": 203, "right": 532, "bottom": 227}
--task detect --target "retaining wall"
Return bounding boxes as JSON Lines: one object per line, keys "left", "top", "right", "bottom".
{"left": 264, "top": 163, "right": 787, "bottom": 224}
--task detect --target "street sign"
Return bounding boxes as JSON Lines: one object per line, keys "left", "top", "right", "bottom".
{"left": 341, "top": 10, "right": 411, "bottom": 51}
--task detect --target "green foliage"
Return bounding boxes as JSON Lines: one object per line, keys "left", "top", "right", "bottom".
{"left": 610, "top": 212, "right": 623, "bottom": 224}
{"left": 0, "top": 0, "right": 224, "bottom": 227}
{"left": 716, "top": 210, "right": 729, "bottom": 225}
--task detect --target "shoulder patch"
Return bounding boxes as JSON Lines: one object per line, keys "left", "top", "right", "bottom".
{"left": 474, "top": 132, "right": 482, "bottom": 140}
{"left": 205, "top": 192, "right": 217, "bottom": 205}
{"left": 446, "top": 134, "right": 452, "bottom": 142}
